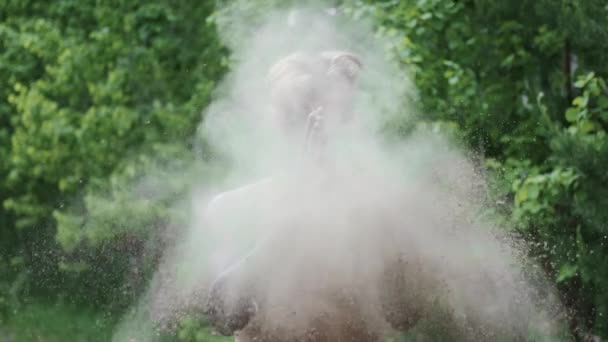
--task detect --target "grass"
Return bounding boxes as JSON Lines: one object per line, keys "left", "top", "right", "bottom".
{"left": 0, "top": 301, "right": 113, "bottom": 342}
{"left": 0, "top": 300, "right": 233, "bottom": 342}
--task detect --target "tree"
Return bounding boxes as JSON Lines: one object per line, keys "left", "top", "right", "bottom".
{"left": 0, "top": 0, "right": 226, "bottom": 313}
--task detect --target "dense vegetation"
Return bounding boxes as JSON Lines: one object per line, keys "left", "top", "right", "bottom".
{"left": 1, "top": 0, "right": 607, "bottom": 340}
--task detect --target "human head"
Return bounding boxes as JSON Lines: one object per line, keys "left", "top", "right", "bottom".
{"left": 266, "top": 50, "right": 362, "bottom": 134}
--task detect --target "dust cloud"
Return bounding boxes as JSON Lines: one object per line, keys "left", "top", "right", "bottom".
{"left": 113, "top": 4, "right": 564, "bottom": 341}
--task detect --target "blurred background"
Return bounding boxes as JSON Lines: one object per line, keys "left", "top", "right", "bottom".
{"left": 1, "top": 0, "right": 607, "bottom": 340}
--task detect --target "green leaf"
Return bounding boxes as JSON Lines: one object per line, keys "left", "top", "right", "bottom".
{"left": 526, "top": 184, "right": 540, "bottom": 199}
{"left": 588, "top": 80, "right": 601, "bottom": 96}
{"left": 573, "top": 92, "right": 589, "bottom": 108}
{"left": 579, "top": 120, "right": 595, "bottom": 133}
{"left": 500, "top": 54, "right": 514, "bottom": 68}
{"left": 565, "top": 108, "right": 579, "bottom": 122}
{"left": 515, "top": 188, "right": 527, "bottom": 204}
{"left": 574, "top": 72, "right": 595, "bottom": 88}
{"left": 557, "top": 263, "right": 578, "bottom": 283}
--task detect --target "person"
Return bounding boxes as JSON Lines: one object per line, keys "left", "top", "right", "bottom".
{"left": 202, "top": 50, "right": 390, "bottom": 341}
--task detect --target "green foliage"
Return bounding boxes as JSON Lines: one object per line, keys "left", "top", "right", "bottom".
{"left": 0, "top": 0, "right": 226, "bottom": 332}
{"left": 1, "top": 301, "right": 113, "bottom": 342}
{"left": 500, "top": 72, "right": 608, "bottom": 335}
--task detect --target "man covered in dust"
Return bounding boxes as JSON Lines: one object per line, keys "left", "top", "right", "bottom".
{"left": 201, "top": 51, "right": 413, "bottom": 341}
